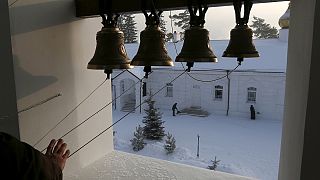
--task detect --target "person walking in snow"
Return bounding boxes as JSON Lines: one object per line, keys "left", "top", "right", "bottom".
{"left": 172, "top": 103, "right": 179, "bottom": 116}
{"left": 250, "top": 105, "right": 256, "bottom": 120}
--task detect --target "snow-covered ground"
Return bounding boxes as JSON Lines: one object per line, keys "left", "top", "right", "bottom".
{"left": 112, "top": 110, "right": 282, "bottom": 180}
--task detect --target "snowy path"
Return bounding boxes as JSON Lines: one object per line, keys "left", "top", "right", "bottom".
{"left": 112, "top": 110, "right": 282, "bottom": 180}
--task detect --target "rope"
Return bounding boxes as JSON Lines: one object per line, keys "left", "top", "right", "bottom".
{"left": 18, "top": 93, "right": 62, "bottom": 114}
{"left": 40, "top": 72, "right": 151, "bottom": 153}
{"left": 33, "top": 78, "right": 108, "bottom": 147}
{"left": 169, "top": 10, "right": 241, "bottom": 83}
{"left": 183, "top": 63, "right": 240, "bottom": 83}
{"left": 68, "top": 70, "right": 186, "bottom": 158}
{"left": 9, "top": 0, "right": 19, "bottom": 7}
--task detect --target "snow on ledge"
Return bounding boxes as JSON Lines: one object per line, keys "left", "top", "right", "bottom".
{"left": 65, "top": 151, "right": 254, "bottom": 180}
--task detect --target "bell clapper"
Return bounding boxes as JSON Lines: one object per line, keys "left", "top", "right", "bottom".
{"left": 237, "top": 58, "right": 243, "bottom": 65}
{"left": 186, "top": 62, "right": 194, "bottom": 72}
{"left": 143, "top": 66, "right": 152, "bottom": 78}
{"left": 104, "top": 69, "right": 113, "bottom": 79}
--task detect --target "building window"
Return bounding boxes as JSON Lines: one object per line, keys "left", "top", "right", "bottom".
{"left": 166, "top": 83, "right": 173, "bottom": 97}
{"left": 247, "top": 87, "right": 257, "bottom": 103}
{"left": 214, "top": 85, "right": 223, "bottom": 100}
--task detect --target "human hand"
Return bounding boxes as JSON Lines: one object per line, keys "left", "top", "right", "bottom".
{"left": 45, "top": 139, "right": 70, "bottom": 171}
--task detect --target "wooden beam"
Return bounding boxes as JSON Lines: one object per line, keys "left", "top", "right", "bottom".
{"left": 75, "top": 0, "right": 287, "bottom": 17}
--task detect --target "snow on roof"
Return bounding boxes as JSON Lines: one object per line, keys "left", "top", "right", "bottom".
{"left": 123, "top": 43, "right": 144, "bottom": 79}
{"left": 165, "top": 39, "right": 288, "bottom": 72}
{"left": 123, "top": 38, "right": 288, "bottom": 77}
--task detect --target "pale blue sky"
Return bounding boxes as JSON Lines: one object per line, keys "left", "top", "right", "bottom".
{"left": 134, "top": 1, "right": 290, "bottom": 40}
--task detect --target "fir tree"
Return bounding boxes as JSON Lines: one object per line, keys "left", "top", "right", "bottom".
{"left": 142, "top": 93, "right": 165, "bottom": 140}
{"left": 118, "top": 14, "right": 138, "bottom": 43}
{"left": 207, "top": 156, "right": 220, "bottom": 170}
{"left": 170, "top": 10, "right": 190, "bottom": 31}
{"left": 159, "top": 14, "right": 173, "bottom": 42}
{"left": 159, "top": 14, "right": 167, "bottom": 34}
{"left": 164, "top": 132, "right": 176, "bottom": 154}
{"left": 250, "top": 16, "right": 279, "bottom": 39}
{"left": 166, "top": 32, "right": 174, "bottom": 42}
{"left": 170, "top": 10, "right": 190, "bottom": 40}
{"left": 130, "top": 125, "right": 146, "bottom": 151}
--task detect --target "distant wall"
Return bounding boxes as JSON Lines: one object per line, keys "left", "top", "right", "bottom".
{"left": 147, "top": 70, "right": 286, "bottom": 120}
{"left": 9, "top": 0, "right": 113, "bottom": 175}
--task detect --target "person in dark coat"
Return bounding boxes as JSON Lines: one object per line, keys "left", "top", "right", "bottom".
{"left": 250, "top": 105, "right": 256, "bottom": 120}
{"left": 172, "top": 103, "right": 178, "bottom": 116}
{"left": 0, "top": 132, "right": 70, "bottom": 180}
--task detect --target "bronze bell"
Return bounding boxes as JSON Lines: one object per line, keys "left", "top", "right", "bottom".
{"left": 176, "top": 27, "right": 217, "bottom": 63}
{"left": 88, "top": 27, "right": 132, "bottom": 70}
{"left": 130, "top": 26, "right": 173, "bottom": 67}
{"left": 223, "top": 25, "right": 259, "bottom": 58}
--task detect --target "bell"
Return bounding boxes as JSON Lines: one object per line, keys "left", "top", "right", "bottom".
{"left": 130, "top": 26, "right": 173, "bottom": 67}
{"left": 176, "top": 27, "right": 217, "bottom": 63}
{"left": 223, "top": 25, "right": 259, "bottom": 58}
{"left": 88, "top": 27, "right": 132, "bottom": 70}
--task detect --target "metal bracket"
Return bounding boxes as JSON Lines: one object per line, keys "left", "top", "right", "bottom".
{"left": 233, "top": 0, "right": 253, "bottom": 25}
{"left": 141, "top": 0, "right": 163, "bottom": 26}
{"left": 188, "top": 0, "right": 208, "bottom": 27}
{"left": 99, "top": 0, "right": 120, "bottom": 27}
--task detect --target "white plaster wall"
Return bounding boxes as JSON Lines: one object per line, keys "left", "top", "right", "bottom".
{"left": 229, "top": 72, "right": 286, "bottom": 120}
{"left": 9, "top": 0, "right": 114, "bottom": 175}
{"left": 148, "top": 71, "right": 189, "bottom": 110}
{"left": 111, "top": 71, "right": 141, "bottom": 112}
{"left": 148, "top": 70, "right": 285, "bottom": 120}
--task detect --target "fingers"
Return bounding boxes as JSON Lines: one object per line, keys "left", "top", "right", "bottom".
{"left": 56, "top": 143, "right": 67, "bottom": 155}
{"left": 62, "top": 149, "right": 70, "bottom": 159}
{"left": 45, "top": 139, "right": 56, "bottom": 156}
{"left": 53, "top": 139, "right": 64, "bottom": 154}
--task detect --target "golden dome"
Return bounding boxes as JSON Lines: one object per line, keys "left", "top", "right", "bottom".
{"left": 279, "top": 3, "right": 290, "bottom": 29}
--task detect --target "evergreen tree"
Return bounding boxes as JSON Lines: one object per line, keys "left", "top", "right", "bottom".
{"left": 164, "top": 132, "right": 176, "bottom": 154}
{"left": 159, "top": 14, "right": 173, "bottom": 42}
{"left": 250, "top": 16, "right": 279, "bottom": 39}
{"left": 170, "top": 10, "right": 190, "bottom": 40}
{"left": 118, "top": 14, "right": 138, "bottom": 43}
{"left": 142, "top": 93, "right": 165, "bottom": 140}
{"left": 166, "top": 32, "right": 174, "bottom": 42}
{"left": 170, "top": 10, "right": 190, "bottom": 31}
{"left": 130, "top": 125, "right": 146, "bottom": 151}
{"left": 159, "top": 14, "right": 167, "bottom": 34}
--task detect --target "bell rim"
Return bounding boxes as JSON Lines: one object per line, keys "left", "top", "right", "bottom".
{"left": 130, "top": 60, "right": 174, "bottom": 67}
{"left": 87, "top": 64, "right": 105, "bottom": 70}
{"left": 175, "top": 57, "right": 218, "bottom": 63}
{"left": 222, "top": 52, "right": 260, "bottom": 58}
{"left": 87, "top": 63, "right": 133, "bottom": 70}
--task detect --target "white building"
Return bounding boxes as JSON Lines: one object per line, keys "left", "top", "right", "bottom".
{"left": 112, "top": 29, "right": 288, "bottom": 121}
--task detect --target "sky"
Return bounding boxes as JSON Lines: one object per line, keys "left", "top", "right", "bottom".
{"left": 134, "top": 1, "right": 290, "bottom": 40}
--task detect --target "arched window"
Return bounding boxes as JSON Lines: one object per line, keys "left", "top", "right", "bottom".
{"left": 214, "top": 85, "right": 223, "bottom": 100}
{"left": 166, "top": 83, "right": 173, "bottom": 97}
{"left": 247, "top": 87, "right": 257, "bottom": 102}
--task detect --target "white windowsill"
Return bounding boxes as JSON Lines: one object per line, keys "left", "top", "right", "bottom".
{"left": 65, "top": 151, "right": 254, "bottom": 180}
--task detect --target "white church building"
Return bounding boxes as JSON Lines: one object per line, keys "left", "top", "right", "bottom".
{"left": 112, "top": 9, "right": 289, "bottom": 121}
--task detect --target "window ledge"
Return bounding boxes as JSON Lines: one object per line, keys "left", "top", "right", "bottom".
{"left": 246, "top": 101, "right": 256, "bottom": 104}
{"left": 66, "top": 151, "right": 254, "bottom": 180}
